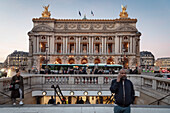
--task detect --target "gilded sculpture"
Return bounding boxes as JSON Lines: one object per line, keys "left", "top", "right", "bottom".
{"left": 119, "top": 5, "right": 128, "bottom": 18}
{"left": 42, "top": 5, "right": 51, "bottom": 18}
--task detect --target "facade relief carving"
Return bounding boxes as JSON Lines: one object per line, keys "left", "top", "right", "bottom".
{"left": 32, "top": 25, "right": 53, "bottom": 32}
{"left": 55, "top": 24, "right": 65, "bottom": 29}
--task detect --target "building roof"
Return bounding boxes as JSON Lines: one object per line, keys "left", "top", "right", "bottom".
{"left": 9, "top": 50, "right": 28, "bottom": 57}
{"left": 157, "top": 57, "right": 170, "bottom": 60}
{"left": 140, "top": 51, "right": 154, "bottom": 57}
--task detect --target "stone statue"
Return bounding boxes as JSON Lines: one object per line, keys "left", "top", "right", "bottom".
{"left": 42, "top": 5, "right": 51, "bottom": 18}
{"left": 119, "top": 5, "right": 128, "bottom": 18}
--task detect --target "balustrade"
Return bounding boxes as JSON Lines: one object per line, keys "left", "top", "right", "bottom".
{"left": 0, "top": 75, "right": 170, "bottom": 95}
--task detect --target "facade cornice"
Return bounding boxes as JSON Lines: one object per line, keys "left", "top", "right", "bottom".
{"left": 32, "top": 18, "right": 137, "bottom": 23}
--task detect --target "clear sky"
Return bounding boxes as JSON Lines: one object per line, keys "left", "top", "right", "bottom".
{"left": 0, "top": 0, "right": 170, "bottom": 62}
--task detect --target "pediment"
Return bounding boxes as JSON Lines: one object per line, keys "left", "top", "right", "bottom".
{"left": 116, "top": 25, "right": 137, "bottom": 32}
{"left": 32, "top": 24, "right": 54, "bottom": 32}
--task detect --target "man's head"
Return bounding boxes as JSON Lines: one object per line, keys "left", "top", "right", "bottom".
{"left": 119, "top": 69, "right": 127, "bottom": 80}
{"left": 16, "top": 69, "right": 20, "bottom": 76}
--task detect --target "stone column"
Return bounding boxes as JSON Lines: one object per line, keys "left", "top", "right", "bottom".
{"left": 106, "top": 44, "right": 108, "bottom": 54}
{"left": 94, "top": 44, "right": 96, "bottom": 54}
{"left": 79, "top": 37, "right": 81, "bottom": 53}
{"left": 47, "top": 36, "right": 50, "bottom": 53}
{"left": 33, "top": 36, "right": 36, "bottom": 54}
{"left": 89, "top": 37, "right": 91, "bottom": 54}
{"left": 133, "top": 38, "right": 136, "bottom": 53}
{"left": 37, "top": 36, "right": 39, "bottom": 53}
{"left": 87, "top": 44, "right": 88, "bottom": 54}
{"left": 104, "top": 37, "right": 106, "bottom": 54}
{"left": 102, "top": 37, "right": 104, "bottom": 53}
{"left": 130, "top": 37, "right": 133, "bottom": 53}
{"left": 51, "top": 35, "right": 55, "bottom": 54}
{"left": 76, "top": 37, "right": 78, "bottom": 53}
{"left": 66, "top": 37, "right": 68, "bottom": 53}
{"left": 120, "top": 36, "right": 122, "bottom": 53}
{"left": 112, "top": 44, "right": 114, "bottom": 54}
{"left": 63, "top": 37, "right": 65, "bottom": 53}
{"left": 29, "top": 38, "right": 33, "bottom": 56}
{"left": 115, "top": 35, "right": 119, "bottom": 54}
{"left": 100, "top": 43, "right": 102, "bottom": 54}
{"left": 92, "top": 37, "right": 94, "bottom": 54}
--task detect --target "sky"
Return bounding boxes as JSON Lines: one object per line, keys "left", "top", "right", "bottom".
{"left": 0, "top": 0, "right": 170, "bottom": 62}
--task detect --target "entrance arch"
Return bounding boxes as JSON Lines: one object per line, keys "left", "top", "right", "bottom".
{"left": 68, "top": 58, "right": 75, "bottom": 64}
{"left": 94, "top": 58, "right": 100, "bottom": 64}
{"left": 107, "top": 58, "right": 114, "bottom": 64}
{"left": 81, "top": 58, "right": 88, "bottom": 64}
{"left": 54, "top": 58, "right": 62, "bottom": 64}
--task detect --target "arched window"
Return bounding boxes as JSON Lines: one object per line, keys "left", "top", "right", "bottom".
{"left": 96, "top": 37, "right": 100, "bottom": 40}
{"left": 70, "top": 37, "right": 74, "bottom": 40}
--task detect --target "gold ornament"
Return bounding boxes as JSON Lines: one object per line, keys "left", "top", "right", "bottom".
{"left": 42, "top": 5, "right": 51, "bottom": 18}
{"left": 119, "top": 5, "right": 128, "bottom": 18}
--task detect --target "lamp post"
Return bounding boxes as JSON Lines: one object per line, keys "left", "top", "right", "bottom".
{"left": 45, "top": 45, "right": 49, "bottom": 74}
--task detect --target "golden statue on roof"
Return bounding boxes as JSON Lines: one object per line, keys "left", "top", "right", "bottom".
{"left": 119, "top": 5, "right": 128, "bottom": 18}
{"left": 42, "top": 5, "right": 51, "bottom": 18}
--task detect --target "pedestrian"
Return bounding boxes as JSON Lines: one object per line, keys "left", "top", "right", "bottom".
{"left": 11, "top": 69, "right": 24, "bottom": 105}
{"left": 110, "top": 69, "right": 135, "bottom": 113}
{"left": 78, "top": 97, "right": 84, "bottom": 104}
{"left": 48, "top": 96, "right": 55, "bottom": 104}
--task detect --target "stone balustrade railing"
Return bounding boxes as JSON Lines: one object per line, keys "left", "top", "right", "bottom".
{"left": 0, "top": 74, "right": 169, "bottom": 94}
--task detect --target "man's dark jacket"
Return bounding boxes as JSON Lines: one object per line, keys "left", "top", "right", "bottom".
{"left": 110, "top": 79, "right": 135, "bottom": 107}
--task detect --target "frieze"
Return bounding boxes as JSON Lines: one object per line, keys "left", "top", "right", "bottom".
{"left": 32, "top": 24, "right": 54, "bottom": 32}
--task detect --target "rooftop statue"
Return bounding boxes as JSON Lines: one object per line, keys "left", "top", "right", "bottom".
{"left": 42, "top": 5, "right": 51, "bottom": 18}
{"left": 119, "top": 5, "right": 128, "bottom": 18}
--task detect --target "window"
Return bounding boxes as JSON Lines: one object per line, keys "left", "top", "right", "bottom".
{"left": 57, "top": 37, "right": 61, "bottom": 40}
{"left": 42, "top": 36, "right": 45, "bottom": 39}
{"left": 57, "top": 43, "right": 62, "bottom": 53}
{"left": 96, "top": 37, "right": 99, "bottom": 40}
{"left": 109, "top": 37, "right": 112, "bottom": 40}
{"left": 70, "top": 37, "right": 74, "bottom": 40}
{"left": 70, "top": 44, "right": 74, "bottom": 53}
{"left": 83, "top": 37, "right": 87, "bottom": 40}
{"left": 40, "top": 42, "right": 47, "bottom": 52}
{"left": 108, "top": 44, "right": 112, "bottom": 53}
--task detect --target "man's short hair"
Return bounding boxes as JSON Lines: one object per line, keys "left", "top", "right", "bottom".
{"left": 16, "top": 69, "right": 20, "bottom": 73}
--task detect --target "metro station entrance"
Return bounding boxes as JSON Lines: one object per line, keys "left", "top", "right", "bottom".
{"left": 40, "top": 96, "right": 114, "bottom": 104}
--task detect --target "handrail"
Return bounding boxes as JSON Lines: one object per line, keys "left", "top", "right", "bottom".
{"left": 0, "top": 91, "right": 19, "bottom": 104}
{"left": 148, "top": 94, "right": 170, "bottom": 105}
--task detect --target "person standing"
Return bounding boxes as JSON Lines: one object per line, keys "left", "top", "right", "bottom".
{"left": 11, "top": 69, "right": 24, "bottom": 105}
{"left": 110, "top": 69, "right": 135, "bottom": 113}
{"left": 48, "top": 96, "right": 55, "bottom": 104}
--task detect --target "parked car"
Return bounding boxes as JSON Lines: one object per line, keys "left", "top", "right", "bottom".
{"left": 163, "top": 74, "right": 170, "bottom": 79}
{"left": 155, "top": 73, "right": 170, "bottom": 79}
{"left": 162, "top": 69, "right": 169, "bottom": 73}
{"left": 0, "top": 70, "right": 7, "bottom": 78}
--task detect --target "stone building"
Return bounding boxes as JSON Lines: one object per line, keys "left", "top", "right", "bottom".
{"left": 28, "top": 5, "right": 141, "bottom": 70}
{"left": 4, "top": 50, "right": 28, "bottom": 70}
{"left": 156, "top": 57, "right": 170, "bottom": 70}
{"left": 140, "top": 51, "right": 155, "bottom": 69}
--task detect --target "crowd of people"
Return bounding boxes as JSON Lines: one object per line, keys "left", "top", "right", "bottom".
{"left": 38, "top": 67, "right": 140, "bottom": 75}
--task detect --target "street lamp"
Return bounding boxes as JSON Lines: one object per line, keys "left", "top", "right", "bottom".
{"left": 45, "top": 45, "right": 49, "bottom": 74}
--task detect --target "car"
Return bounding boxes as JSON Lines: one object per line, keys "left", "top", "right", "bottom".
{"left": 162, "top": 69, "right": 169, "bottom": 73}
{"left": 0, "top": 71, "right": 7, "bottom": 78}
{"left": 163, "top": 74, "right": 170, "bottom": 79}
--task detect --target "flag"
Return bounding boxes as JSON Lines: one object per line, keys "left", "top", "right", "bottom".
{"left": 91, "top": 11, "right": 94, "bottom": 16}
{"left": 79, "top": 11, "right": 81, "bottom": 16}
